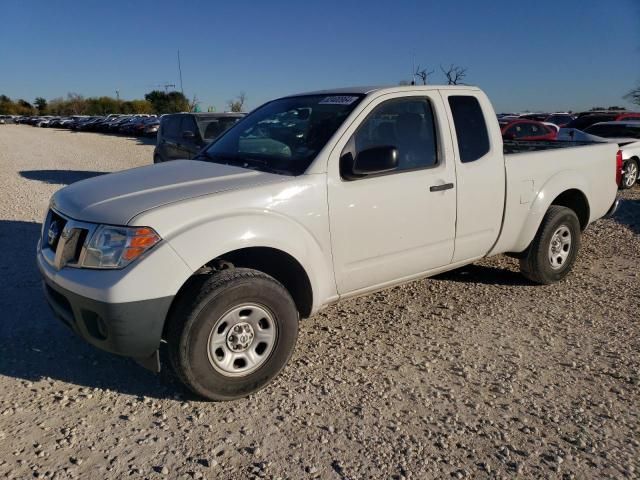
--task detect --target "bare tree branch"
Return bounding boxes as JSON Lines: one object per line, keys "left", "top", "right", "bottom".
{"left": 414, "top": 65, "right": 435, "bottom": 85}
{"left": 440, "top": 64, "right": 468, "bottom": 85}
{"left": 227, "top": 92, "right": 246, "bottom": 112}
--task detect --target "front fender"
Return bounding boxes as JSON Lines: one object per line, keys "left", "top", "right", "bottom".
{"left": 138, "top": 212, "right": 334, "bottom": 315}
{"left": 129, "top": 175, "right": 335, "bottom": 314}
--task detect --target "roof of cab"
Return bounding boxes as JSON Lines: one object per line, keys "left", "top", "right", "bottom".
{"left": 288, "top": 85, "right": 480, "bottom": 97}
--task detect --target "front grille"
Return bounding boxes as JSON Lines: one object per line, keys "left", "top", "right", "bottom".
{"left": 43, "top": 210, "right": 67, "bottom": 251}
{"left": 41, "top": 209, "right": 95, "bottom": 270}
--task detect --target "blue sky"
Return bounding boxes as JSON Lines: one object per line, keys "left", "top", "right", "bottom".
{"left": 1, "top": 0, "right": 638, "bottom": 113}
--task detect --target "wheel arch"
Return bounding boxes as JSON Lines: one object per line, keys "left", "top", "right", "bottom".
{"left": 511, "top": 171, "right": 591, "bottom": 253}
{"left": 549, "top": 188, "right": 590, "bottom": 230}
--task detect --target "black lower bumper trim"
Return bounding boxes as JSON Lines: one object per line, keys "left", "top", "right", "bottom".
{"left": 42, "top": 277, "right": 173, "bottom": 361}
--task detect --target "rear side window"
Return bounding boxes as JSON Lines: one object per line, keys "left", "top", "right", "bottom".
{"left": 162, "top": 116, "right": 181, "bottom": 138}
{"left": 182, "top": 115, "right": 198, "bottom": 135}
{"left": 201, "top": 117, "right": 240, "bottom": 140}
{"left": 448, "top": 96, "right": 490, "bottom": 163}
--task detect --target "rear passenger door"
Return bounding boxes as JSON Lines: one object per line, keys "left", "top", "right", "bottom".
{"left": 441, "top": 92, "right": 506, "bottom": 262}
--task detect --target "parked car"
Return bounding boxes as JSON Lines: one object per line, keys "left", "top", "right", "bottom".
{"left": 153, "top": 113, "right": 244, "bottom": 163}
{"left": 116, "top": 115, "right": 149, "bottom": 134}
{"left": 564, "top": 113, "right": 618, "bottom": 131}
{"left": 121, "top": 116, "right": 156, "bottom": 136}
{"left": 582, "top": 122, "right": 640, "bottom": 189}
{"left": 143, "top": 118, "right": 160, "bottom": 137}
{"left": 544, "top": 113, "right": 575, "bottom": 127}
{"left": 68, "top": 116, "right": 94, "bottom": 129}
{"left": 519, "top": 113, "right": 549, "bottom": 122}
{"left": 37, "top": 116, "right": 59, "bottom": 127}
{"left": 106, "top": 115, "right": 132, "bottom": 132}
{"left": 38, "top": 85, "right": 620, "bottom": 400}
{"left": 77, "top": 116, "right": 105, "bottom": 131}
{"left": 501, "top": 119, "right": 557, "bottom": 141}
{"left": 616, "top": 112, "right": 640, "bottom": 122}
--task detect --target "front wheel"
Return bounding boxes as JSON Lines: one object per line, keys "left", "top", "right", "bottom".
{"left": 166, "top": 268, "right": 299, "bottom": 401}
{"left": 520, "top": 206, "right": 581, "bottom": 284}
{"left": 621, "top": 159, "right": 638, "bottom": 189}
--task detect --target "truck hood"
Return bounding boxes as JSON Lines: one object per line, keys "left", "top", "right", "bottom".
{"left": 52, "top": 160, "right": 287, "bottom": 225}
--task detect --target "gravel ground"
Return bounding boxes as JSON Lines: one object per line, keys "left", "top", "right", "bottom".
{"left": 0, "top": 124, "right": 639, "bottom": 480}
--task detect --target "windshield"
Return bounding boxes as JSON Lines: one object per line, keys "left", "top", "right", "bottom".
{"left": 584, "top": 123, "right": 640, "bottom": 139}
{"left": 202, "top": 94, "right": 364, "bottom": 175}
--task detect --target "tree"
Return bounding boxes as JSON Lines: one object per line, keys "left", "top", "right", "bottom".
{"left": 144, "top": 90, "right": 189, "bottom": 114}
{"left": 227, "top": 92, "right": 246, "bottom": 112}
{"left": 66, "top": 93, "right": 86, "bottom": 115}
{"left": 34, "top": 97, "right": 48, "bottom": 114}
{"left": 17, "top": 99, "right": 35, "bottom": 115}
{"left": 414, "top": 65, "right": 434, "bottom": 85}
{"left": 0, "top": 95, "right": 16, "bottom": 114}
{"left": 623, "top": 85, "right": 640, "bottom": 106}
{"left": 440, "top": 64, "right": 468, "bottom": 85}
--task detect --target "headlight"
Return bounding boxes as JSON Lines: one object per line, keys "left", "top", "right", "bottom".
{"left": 83, "top": 225, "right": 161, "bottom": 269}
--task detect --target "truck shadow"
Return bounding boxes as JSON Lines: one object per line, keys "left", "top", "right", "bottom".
{"left": 20, "top": 170, "right": 106, "bottom": 185}
{"left": 434, "top": 263, "right": 532, "bottom": 286}
{"left": 0, "top": 220, "right": 185, "bottom": 399}
{"left": 613, "top": 197, "right": 640, "bottom": 235}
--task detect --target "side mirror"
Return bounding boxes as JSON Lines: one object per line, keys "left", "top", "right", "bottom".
{"left": 182, "top": 130, "right": 196, "bottom": 139}
{"left": 352, "top": 146, "right": 398, "bottom": 175}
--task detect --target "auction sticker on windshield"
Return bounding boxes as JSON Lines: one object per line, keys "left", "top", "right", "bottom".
{"left": 318, "top": 96, "right": 360, "bottom": 105}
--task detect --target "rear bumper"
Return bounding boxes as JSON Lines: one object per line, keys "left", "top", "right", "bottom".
{"left": 41, "top": 274, "right": 172, "bottom": 367}
{"left": 604, "top": 198, "right": 620, "bottom": 218}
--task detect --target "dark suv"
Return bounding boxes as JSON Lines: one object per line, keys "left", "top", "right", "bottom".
{"left": 153, "top": 113, "right": 244, "bottom": 163}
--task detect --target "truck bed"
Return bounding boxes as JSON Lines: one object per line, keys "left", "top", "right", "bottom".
{"left": 491, "top": 141, "right": 619, "bottom": 256}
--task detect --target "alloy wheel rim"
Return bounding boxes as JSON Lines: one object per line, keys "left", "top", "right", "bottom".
{"left": 625, "top": 162, "right": 638, "bottom": 187}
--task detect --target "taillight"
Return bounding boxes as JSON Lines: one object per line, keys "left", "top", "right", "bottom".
{"left": 616, "top": 150, "right": 623, "bottom": 186}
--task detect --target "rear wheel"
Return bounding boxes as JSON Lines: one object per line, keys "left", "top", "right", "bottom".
{"left": 520, "top": 206, "right": 581, "bottom": 284}
{"left": 166, "top": 268, "right": 299, "bottom": 401}
{"left": 621, "top": 158, "right": 638, "bottom": 189}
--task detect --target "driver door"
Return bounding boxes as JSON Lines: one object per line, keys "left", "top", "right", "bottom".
{"left": 327, "top": 93, "right": 457, "bottom": 295}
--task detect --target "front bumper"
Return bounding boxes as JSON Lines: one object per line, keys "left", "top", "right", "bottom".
{"left": 41, "top": 272, "right": 173, "bottom": 368}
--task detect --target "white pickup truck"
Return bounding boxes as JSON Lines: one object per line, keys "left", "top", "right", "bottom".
{"left": 38, "top": 86, "right": 620, "bottom": 400}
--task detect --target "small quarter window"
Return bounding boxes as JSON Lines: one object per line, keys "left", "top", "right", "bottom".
{"left": 448, "top": 96, "right": 490, "bottom": 163}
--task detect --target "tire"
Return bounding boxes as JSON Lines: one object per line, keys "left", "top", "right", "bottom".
{"left": 153, "top": 154, "right": 162, "bottom": 164}
{"left": 519, "top": 206, "right": 581, "bottom": 284}
{"left": 166, "top": 268, "right": 299, "bottom": 401}
{"left": 620, "top": 158, "right": 638, "bottom": 189}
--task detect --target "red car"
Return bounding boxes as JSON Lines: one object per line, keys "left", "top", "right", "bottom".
{"left": 615, "top": 112, "right": 640, "bottom": 122}
{"left": 500, "top": 120, "right": 557, "bottom": 141}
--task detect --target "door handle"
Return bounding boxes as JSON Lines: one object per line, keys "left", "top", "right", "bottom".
{"left": 429, "top": 183, "right": 454, "bottom": 192}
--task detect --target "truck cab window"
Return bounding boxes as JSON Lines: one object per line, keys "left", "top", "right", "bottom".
{"left": 448, "top": 96, "right": 490, "bottom": 163}
{"left": 353, "top": 98, "right": 438, "bottom": 172}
